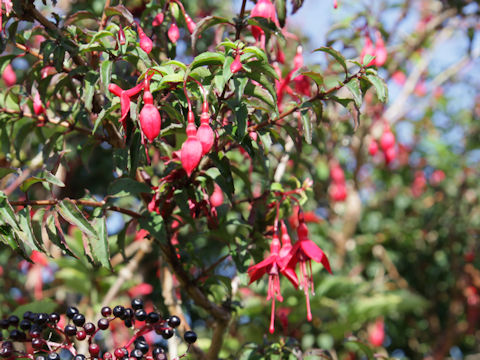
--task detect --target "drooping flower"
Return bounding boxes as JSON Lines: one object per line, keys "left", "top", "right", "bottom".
{"left": 196, "top": 102, "right": 215, "bottom": 155}
{"left": 250, "top": 0, "right": 278, "bottom": 41}
{"left": 33, "top": 91, "right": 45, "bottom": 116}
{"left": 2, "top": 63, "right": 16, "bottom": 87}
{"left": 137, "top": 24, "right": 153, "bottom": 54}
{"left": 180, "top": 111, "right": 203, "bottom": 176}
{"left": 360, "top": 35, "right": 375, "bottom": 66}
{"left": 368, "top": 318, "right": 385, "bottom": 347}
{"left": 368, "top": 139, "right": 379, "bottom": 156}
{"left": 139, "top": 86, "right": 161, "bottom": 143}
{"left": 230, "top": 53, "right": 243, "bottom": 74}
{"left": 374, "top": 31, "right": 387, "bottom": 66}
{"left": 283, "top": 210, "right": 332, "bottom": 321}
{"left": 152, "top": 12, "right": 165, "bottom": 27}
{"left": 209, "top": 184, "right": 224, "bottom": 208}
{"left": 247, "top": 234, "right": 285, "bottom": 334}
{"left": 184, "top": 13, "right": 196, "bottom": 34}
{"left": 168, "top": 22, "right": 180, "bottom": 44}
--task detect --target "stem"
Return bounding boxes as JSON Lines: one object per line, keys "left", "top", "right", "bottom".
{"left": 10, "top": 199, "right": 141, "bottom": 219}
{"left": 99, "top": 0, "right": 112, "bottom": 31}
{"left": 235, "top": 0, "right": 248, "bottom": 40}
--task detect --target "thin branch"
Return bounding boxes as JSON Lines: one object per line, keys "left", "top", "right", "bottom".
{"left": 99, "top": 0, "right": 112, "bottom": 31}
{"left": 9, "top": 199, "right": 141, "bottom": 219}
{"left": 235, "top": 0, "right": 248, "bottom": 40}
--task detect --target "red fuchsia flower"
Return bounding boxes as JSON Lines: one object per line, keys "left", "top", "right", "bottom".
{"left": 184, "top": 13, "right": 196, "bottom": 34}
{"left": 283, "top": 210, "right": 332, "bottom": 321}
{"left": 209, "top": 183, "right": 224, "bottom": 208}
{"left": 330, "top": 183, "right": 347, "bottom": 202}
{"left": 33, "top": 91, "right": 45, "bottom": 116}
{"left": 392, "top": 71, "right": 406, "bottom": 85}
{"left": 360, "top": 35, "right": 375, "bottom": 66}
{"left": 168, "top": 22, "right": 180, "bottom": 43}
{"left": 411, "top": 170, "right": 427, "bottom": 198}
{"left": 374, "top": 31, "right": 387, "bottom": 66}
{"left": 384, "top": 146, "right": 396, "bottom": 164}
{"left": 137, "top": 24, "right": 153, "bottom": 54}
{"left": 152, "top": 12, "right": 165, "bottom": 27}
{"left": 196, "top": 102, "right": 215, "bottom": 154}
{"left": 139, "top": 83, "right": 161, "bottom": 143}
{"left": 293, "top": 75, "right": 311, "bottom": 97}
{"left": 278, "top": 221, "right": 299, "bottom": 288}
{"left": 180, "top": 111, "right": 203, "bottom": 176}
{"left": 330, "top": 163, "right": 345, "bottom": 184}
{"left": 250, "top": 0, "right": 278, "bottom": 41}
{"left": 380, "top": 126, "right": 395, "bottom": 152}
{"left": 2, "top": 63, "right": 16, "bottom": 86}
{"left": 414, "top": 79, "right": 427, "bottom": 97}
{"left": 127, "top": 283, "right": 154, "bottom": 298}
{"left": 247, "top": 234, "right": 285, "bottom": 334}
{"left": 368, "top": 318, "right": 385, "bottom": 347}
{"left": 230, "top": 53, "right": 243, "bottom": 74}
{"left": 369, "top": 139, "right": 379, "bottom": 156}
{"left": 276, "top": 44, "right": 285, "bottom": 64}
{"left": 333, "top": 0, "right": 338, "bottom": 9}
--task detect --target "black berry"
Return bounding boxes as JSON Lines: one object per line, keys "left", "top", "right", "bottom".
{"left": 64, "top": 324, "right": 77, "bottom": 337}
{"left": 98, "top": 318, "right": 109, "bottom": 330}
{"left": 112, "top": 306, "right": 125, "bottom": 319}
{"left": 23, "top": 311, "right": 34, "bottom": 320}
{"left": 161, "top": 328, "right": 174, "bottom": 339}
{"left": 130, "top": 349, "right": 143, "bottom": 359}
{"left": 183, "top": 330, "right": 197, "bottom": 344}
{"left": 0, "top": 319, "right": 9, "bottom": 329}
{"left": 146, "top": 312, "right": 160, "bottom": 323}
{"left": 83, "top": 322, "right": 96, "bottom": 335}
{"left": 124, "top": 318, "right": 133, "bottom": 328}
{"left": 19, "top": 319, "right": 31, "bottom": 331}
{"left": 10, "top": 329, "right": 26, "bottom": 341}
{"left": 35, "top": 313, "right": 49, "bottom": 325}
{"left": 48, "top": 353, "right": 60, "bottom": 360}
{"left": 131, "top": 299, "right": 144, "bottom": 310}
{"left": 134, "top": 309, "right": 147, "bottom": 321}
{"left": 49, "top": 312, "right": 60, "bottom": 323}
{"left": 101, "top": 306, "right": 112, "bottom": 317}
{"left": 66, "top": 306, "right": 79, "bottom": 319}
{"left": 72, "top": 313, "right": 85, "bottom": 327}
{"left": 152, "top": 347, "right": 165, "bottom": 357}
{"left": 0, "top": 347, "right": 13, "bottom": 358}
{"left": 134, "top": 340, "right": 149, "bottom": 354}
{"left": 74, "top": 355, "right": 86, "bottom": 360}
{"left": 8, "top": 315, "right": 19, "bottom": 327}
{"left": 167, "top": 316, "right": 181, "bottom": 328}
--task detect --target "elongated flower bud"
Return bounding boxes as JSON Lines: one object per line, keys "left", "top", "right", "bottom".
{"left": 293, "top": 46, "right": 303, "bottom": 71}
{"left": 374, "top": 31, "right": 387, "bottom": 67}
{"left": 152, "top": 12, "right": 164, "bottom": 27}
{"left": 2, "top": 63, "right": 16, "bottom": 87}
{"left": 197, "top": 111, "right": 214, "bottom": 155}
{"left": 230, "top": 53, "right": 243, "bottom": 74}
{"left": 380, "top": 130, "right": 395, "bottom": 151}
{"left": 210, "top": 184, "right": 224, "bottom": 208}
{"left": 137, "top": 25, "right": 153, "bottom": 54}
{"left": 369, "top": 139, "right": 378, "bottom": 156}
{"left": 360, "top": 36, "right": 375, "bottom": 66}
{"left": 250, "top": 0, "right": 277, "bottom": 40}
{"left": 118, "top": 26, "right": 126, "bottom": 45}
{"left": 139, "top": 90, "right": 161, "bottom": 142}
{"left": 33, "top": 92, "right": 45, "bottom": 116}
{"left": 184, "top": 13, "right": 196, "bottom": 34}
{"left": 168, "top": 22, "right": 180, "bottom": 44}
{"left": 181, "top": 122, "right": 203, "bottom": 176}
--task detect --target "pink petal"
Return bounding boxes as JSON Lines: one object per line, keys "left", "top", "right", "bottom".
{"left": 120, "top": 92, "right": 130, "bottom": 123}
{"left": 300, "top": 240, "right": 332, "bottom": 274}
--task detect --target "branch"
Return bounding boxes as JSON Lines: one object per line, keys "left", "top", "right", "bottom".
{"left": 235, "top": 0, "right": 248, "bottom": 40}
{"left": 9, "top": 199, "right": 141, "bottom": 219}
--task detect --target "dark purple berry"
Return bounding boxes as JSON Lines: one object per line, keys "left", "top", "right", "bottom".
{"left": 112, "top": 306, "right": 125, "bottom": 319}
{"left": 64, "top": 324, "right": 77, "bottom": 337}
{"left": 74, "top": 355, "right": 86, "bottom": 360}
{"left": 8, "top": 315, "right": 19, "bottom": 327}
{"left": 134, "top": 309, "right": 147, "bottom": 321}
{"left": 30, "top": 329, "right": 41, "bottom": 338}
{"left": 31, "top": 338, "right": 43, "bottom": 349}
{"left": 154, "top": 354, "right": 166, "bottom": 360}
{"left": 161, "top": 328, "right": 173, "bottom": 339}
{"left": 124, "top": 318, "right": 133, "bottom": 328}
{"left": 146, "top": 312, "right": 159, "bottom": 323}
{"left": 1, "top": 342, "right": 13, "bottom": 350}
{"left": 35, "top": 355, "right": 47, "bottom": 360}
{"left": 101, "top": 306, "right": 112, "bottom": 317}
{"left": 98, "top": 318, "right": 109, "bottom": 330}
{"left": 10, "top": 329, "right": 26, "bottom": 341}
{"left": 183, "top": 330, "right": 197, "bottom": 344}
{"left": 0, "top": 347, "right": 13, "bottom": 358}
{"left": 167, "top": 316, "right": 180, "bottom": 328}
{"left": 66, "top": 307, "right": 79, "bottom": 319}
{"left": 83, "top": 322, "right": 96, "bottom": 335}
{"left": 49, "top": 312, "right": 60, "bottom": 323}
{"left": 152, "top": 348, "right": 165, "bottom": 357}
{"left": 0, "top": 319, "right": 9, "bottom": 329}
{"left": 134, "top": 340, "right": 149, "bottom": 354}
{"left": 130, "top": 349, "right": 143, "bottom": 359}
{"left": 114, "top": 347, "right": 127, "bottom": 359}
{"left": 19, "top": 319, "right": 31, "bottom": 331}
{"left": 23, "top": 311, "right": 33, "bottom": 320}
{"left": 131, "top": 299, "right": 144, "bottom": 310}
{"left": 72, "top": 313, "right": 85, "bottom": 327}
{"left": 35, "top": 313, "right": 49, "bottom": 325}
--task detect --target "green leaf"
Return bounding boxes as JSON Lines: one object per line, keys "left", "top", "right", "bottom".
{"left": 365, "top": 74, "right": 388, "bottom": 102}
{"left": 0, "top": 191, "right": 20, "bottom": 231}
{"left": 192, "top": 16, "right": 230, "bottom": 50}
{"left": 45, "top": 215, "right": 79, "bottom": 258}
{"left": 100, "top": 60, "right": 113, "bottom": 94}
{"left": 57, "top": 200, "right": 97, "bottom": 239}
{"left": 244, "top": 82, "right": 276, "bottom": 110}
{"left": 84, "top": 71, "right": 99, "bottom": 112}
{"left": 190, "top": 52, "right": 225, "bottom": 70}
{"left": 92, "top": 216, "right": 111, "bottom": 269}
{"left": 108, "top": 178, "right": 151, "bottom": 198}
{"left": 53, "top": 46, "right": 65, "bottom": 72}
{"left": 0, "top": 168, "right": 16, "bottom": 179}
{"left": 12, "top": 299, "right": 57, "bottom": 318}
{"left": 276, "top": 0, "right": 287, "bottom": 27}
{"left": 105, "top": 5, "right": 134, "bottom": 23}
{"left": 345, "top": 78, "right": 362, "bottom": 107}
{"left": 243, "top": 46, "right": 268, "bottom": 63}
{"left": 42, "top": 171, "right": 66, "bottom": 187}
{"left": 302, "top": 71, "right": 324, "bottom": 89}
{"left": 18, "top": 207, "right": 45, "bottom": 253}
{"left": 344, "top": 337, "right": 374, "bottom": 360}
{"left": 314, "top": 47, "right": 348, "bottom": 76}
{"left": 300, "top": 106, "right": 313, "bottom": 144}
{"left": 139, "top": 212, "right": 166, "bottom": 241}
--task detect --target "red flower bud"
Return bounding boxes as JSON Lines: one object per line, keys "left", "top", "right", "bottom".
{"left": 181, "top": 123, "right": 203, "bottom": 176}
{"left": 368, "top": 139, "right": 378, "bottom": 156}
{"left": 152, "top": 12, "right": 164, "bottom": 27}
{"left": 33, "top": 92, "right": 45, "bottom": 116}
{"left": 137, "top": 25, "right": 153, "bottom": 54}
{"left": 380, "top": 130, "right": 395, "bottom": 151}
{"left": 210, "top": 184, "right": 224, "bottom": 208}
{"left": 197, "top": 112, "right": 214, "bottom": 155}
{"left": 368, "top": 319, "right": 385, "bottom": 347}
{"left": 184, "top": 13, "right": 196, "bottom": 34}
{"left": 118, "top": 26, "right": 126, "bottom": 45}
{"left": 250, "top": 0, "right": 277, "bottom": 40}
{"left": 330, "top": 183, "right": 347, "bottom": 202}
{"left": 384, "top": 146, "right": 396, "bottom": 164}
{"left": 360, "top": 36, "right": 375, "bottom": 66}
{"left": 374, "top": 31, "right": 387, "bottom": 67}
{"left": 2, "top": 63, "right": 16, "bottom": 87}
{"left": 330, "top": 164, "right": 345, "bottom": 184}
{"left": 230, "top": 53, "right": 243, "bottom": 74}
{"left": 139, "top": 90, "right": 161, "bottom": 142}
{"left": 333, "top": 0, "right": 338, "bottom": 9}
{"left": 168, "top": 22, "right": 180, "bottom": 44}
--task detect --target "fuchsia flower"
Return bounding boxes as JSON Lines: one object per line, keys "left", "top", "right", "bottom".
{"left": 283, "top": 210, "right": 332, "bottom": 321}
{"left": 180, "top": 111, "right": 203, "bottom": 176}
{"left": 168, "top": 22, "right": 180, "bottom": 43}
{"left": 196, "top": 102, "right": 215, "bottom": 155}
{"left": 137, "top": 24, "right": 153, "bottom": 54}
{"left": 250, "top": 0, "right": 278, "bottom": 41}
{"left": 230, "top": 53, "right": 243, "bottom": 74}
{"left": 152, "top": 12, "right": 165, "bottom": 27}
{"left": 248, "top": 234, "right": 287, "bottom": 334}
{"left": 2, "top": 63, "right": 16, "bottom": 87}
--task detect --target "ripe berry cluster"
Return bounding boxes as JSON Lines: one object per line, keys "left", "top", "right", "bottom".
{"left": 0, "top": 299, "right": 197, "bottom": 360}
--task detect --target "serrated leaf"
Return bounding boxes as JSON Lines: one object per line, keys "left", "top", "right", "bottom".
{"left": 300, "top": 106, "right": 313, "bottom": 144}
{"left": 365, "top": 74, "right": 388, "bottom": 102}
{"left": 57, "top": 200, "right": 97, "bottom": 239}
{"left": 302, "top": 71, "right": 324, "bottom": 88}
{"left": 42, "top": 171, "right": 65, "bottom": 187}
{"left": 108, "top": 178, "right": 151, "bottom": 198}
{"left": 345, "top": 78, "right": 362, "bottom": 107}
{"left": 314, "top": 46, "right": 348, "bottom": 76}
{"left": 84, "top": 71, "right": 99, "bottom": 112}
{"left": 139, "top": 212, "right": 166, "bottom": 241}
{"left": 105, "top": 5, "right": 134, "bottom": 24}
